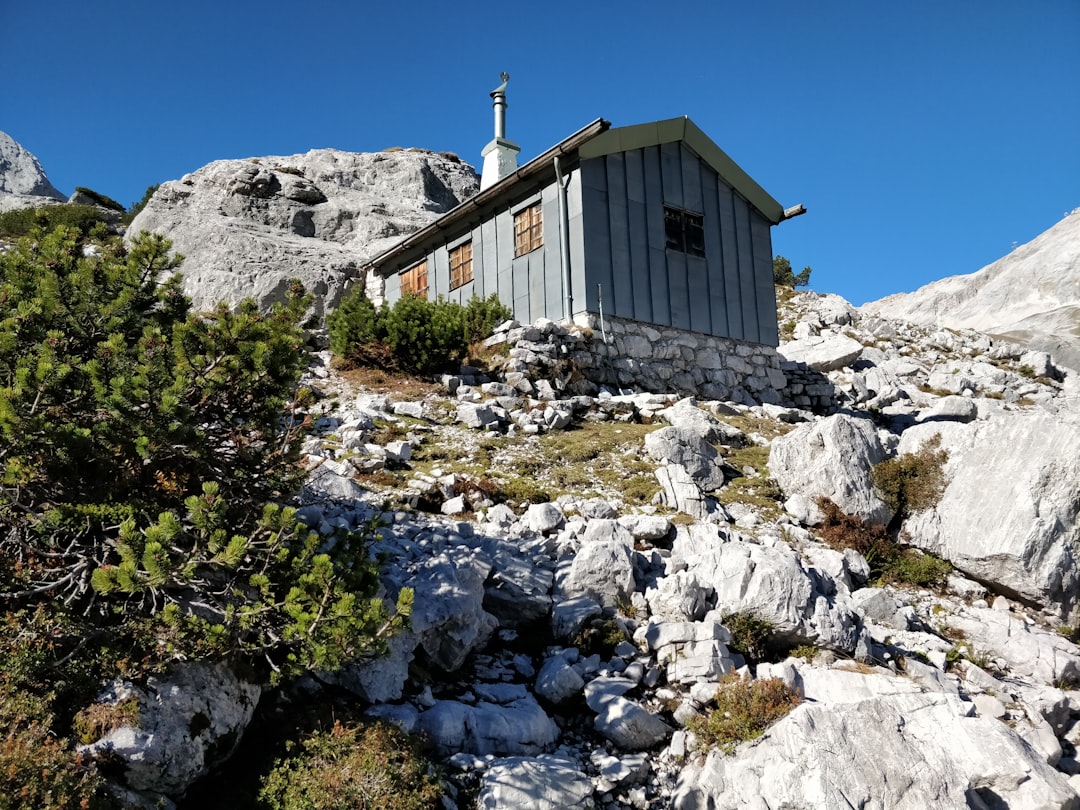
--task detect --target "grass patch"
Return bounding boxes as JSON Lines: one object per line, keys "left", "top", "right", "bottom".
{"left": 718, "top": 443, "right": 783, "bottom": 518}
{"left": 788, "top": 644, "right": 819, "bottom": 662}
{"left": 688, "top": 674, "right": 801, "bottom": 754}
{"left": 716, "top": 414, "right": 795, "bottom": 443}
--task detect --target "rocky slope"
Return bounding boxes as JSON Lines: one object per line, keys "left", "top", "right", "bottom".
{"left": 126, "top": 148, "right": 479, "bottom": 318}
{"left": 0, "top": 130, "right": 67, "bottom": 212}
{"left": 862, "top": 210, "right": 1080, "bottom": 372}
{"left": 72, "top": 289, "right": 1080, "bottom": 810}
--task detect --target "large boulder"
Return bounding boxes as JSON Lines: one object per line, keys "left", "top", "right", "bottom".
{"left": 559, "top": 519, "right": 637, "bottom": 608}
{"left": 126, "top": 148, "right": 478, "bottom": 318}
{"left": 476, "top": 755, "right": 594, "bottom": 810}
{"left": 644, "top": 426, "right": 728, "bottom": 491}
{"left": 673, "top": 538, "right": 860, "bottom": 651}
{"left": 899, "top": 410, "right": 1080, "bottom": 617}
{"left": 778, "top": 333, "right": 865, "bottom": 372}
{"left": 770, "top": 413, "right": 891, "bottom": 525}
{"left": 418, "top": 685, "right": 558, "bottom": 757}
{"left": 78, "top": 662, "right": 260, "bottom": 797}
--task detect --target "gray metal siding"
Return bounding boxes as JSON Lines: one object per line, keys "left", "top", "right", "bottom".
{"left": 643, "top": 147, "right": 670, "bottom": 326}
{"left": 751, "top": 215, "right": 778, "bottom": 346}
{"left": 578, "top": 144, "right": 777, "bottom": 345}
{"left": 733, "top": 195, "right": 759, "bottom": 340}
{"left": 701, "top": 170, "right": 729, "bottom": 337}
{"left": 624, "top": 148, "right": 652, "bottom": 322}
{"left": 567, "top": 169, "right": 588, "bottom": 320}
{"left": 718, "top": 182, "right": 744, "bottom": 338}
{"left": 539, "top": 184, "right": 562, "bottom": 321}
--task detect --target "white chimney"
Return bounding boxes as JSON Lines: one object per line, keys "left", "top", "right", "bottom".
{"left": 479, "top": 72, "right": 521, "bottom": 191}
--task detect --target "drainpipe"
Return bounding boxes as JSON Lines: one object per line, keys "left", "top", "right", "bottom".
{"left": 554, "top": 156, "right": 573, "bottom": 320}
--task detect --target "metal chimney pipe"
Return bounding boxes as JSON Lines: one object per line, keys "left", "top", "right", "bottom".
{"left": 491, "top": 72, "right": 509, "bottom": 139}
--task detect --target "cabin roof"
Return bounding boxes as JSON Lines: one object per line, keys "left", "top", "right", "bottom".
{"left": 365, "top": 116, "right": 784, "bottom": 275}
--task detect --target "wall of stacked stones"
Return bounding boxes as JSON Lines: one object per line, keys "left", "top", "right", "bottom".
{"left": 489, "top": 315, "right": 837, "bottom": 412}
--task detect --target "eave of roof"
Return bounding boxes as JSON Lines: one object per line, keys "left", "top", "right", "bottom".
{"left": 578, "top": 116, "right": 785, "bottom": 224}
{"left": 365, "top": 117, "right": 611, "bottom": 274}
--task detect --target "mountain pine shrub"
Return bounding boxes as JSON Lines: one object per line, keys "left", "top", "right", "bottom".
{"left": 328, "top": 289, "right": 510, "bottom": 374}
{"left": 0, "top": 226, "right": 412, "bottom": 803}
{"left": 772, "top": 255, "right": 812, "bottom": 288}
{"left": 0, "top": 204, "right": 109, "bottom": 238}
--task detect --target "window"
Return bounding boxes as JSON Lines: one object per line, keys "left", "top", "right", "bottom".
{"left": 400, "top": 260, "right": 428, "bottom": 297}
{"left": 664, "top": 205, "right": 706, "bottom": 257}
{"left": 449, "top": 241, "right": 474, "bottom": 290}
{"left": 514, "top": 202, "right": 543, "bottom": 257}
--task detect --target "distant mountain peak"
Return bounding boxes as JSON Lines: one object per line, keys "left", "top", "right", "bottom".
{"left": 861, "top": 210, "right": 1080, "bottom": 371}
{"left": 0, "top": 130, "right": 67, "bottom": 210}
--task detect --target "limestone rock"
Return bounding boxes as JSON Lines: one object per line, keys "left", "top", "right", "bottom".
{"left": 679, "top": 540, "right": 859, "bottom": 651}
{"left": 476, "top": 754, "right": 594, "bottom": 810}
{"left": 656, "top": 398, "right": 746, "bottom": 445}
{"left": 778, "top": 333, "right": 865, "bottom": 372}
{"left": 673, "top": 692, "right": 1079, "bottom": 810}
{"left": 535, "top": 655, "right": 586, "bottom": 704}
{"left": 126, "top": 149, "right": 478, "bottom": 318}
{"left": 644, "top": 426, "right": 728, "bottom": 491}
{"left": 592, "top": 695, "right": 672, "bottom": 750}
{"left": 862, "top": 211, "right": 1080, "bottom": 373}
{"left": 418, "top": 689, "right": 558, "bottom": 756}
{"left": 79, "top": 662, "right": 260, "bottom": 796}
{"left": 900, "top": 409, "right": 1080, "bottom": 617}
{"left": 770, "top": 413, "right": 891, "bottom": 525}
{"left": 410, "top": 551, "right": 498, "bottom": 671}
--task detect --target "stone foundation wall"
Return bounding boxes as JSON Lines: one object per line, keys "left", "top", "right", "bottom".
{"left": 488, "top": 315, "right": 837, "bottom": 412}
{"left": 572, "top": 314, "right": 787, "bottom": 407}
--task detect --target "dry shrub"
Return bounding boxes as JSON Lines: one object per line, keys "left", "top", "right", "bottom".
{"left": 259, "top": 719, "right": 442, "bottom": 810}
{"left": 0, "top": 681, "right": 106, "bottom": 809}
{"left": 689, "top": 674, "right": 801, "bottom": 754}
{"left": 871, "top": 435, "right": 948, "bottom": 520}
{"left": 816, "top": 498, "right": 892, "bottom": 557}
{"left": 816, "top": 499, "right": 951, "bottom": 589}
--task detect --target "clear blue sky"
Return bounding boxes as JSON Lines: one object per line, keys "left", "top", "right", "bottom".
{"left": 2, "top": 1, "right": 1077, "bottom": 305}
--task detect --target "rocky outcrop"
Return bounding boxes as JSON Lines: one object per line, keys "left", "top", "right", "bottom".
{"left": 0, "top": 130, "right": 66, "bottom": 211}
{"left": 862, "top": 210, "right": 1080, "bottom": 372}
{"left": 899, "top": 410, "right": 1080, "bottom": 618}
{"left": 673, "top": 689, "right": 1079, "bottom": 810}
{"left": 126, "top": 149, "right": 478, "bottom": 317}
{"left": 96, "top": 293, "right": 1080, "bottom": 808}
